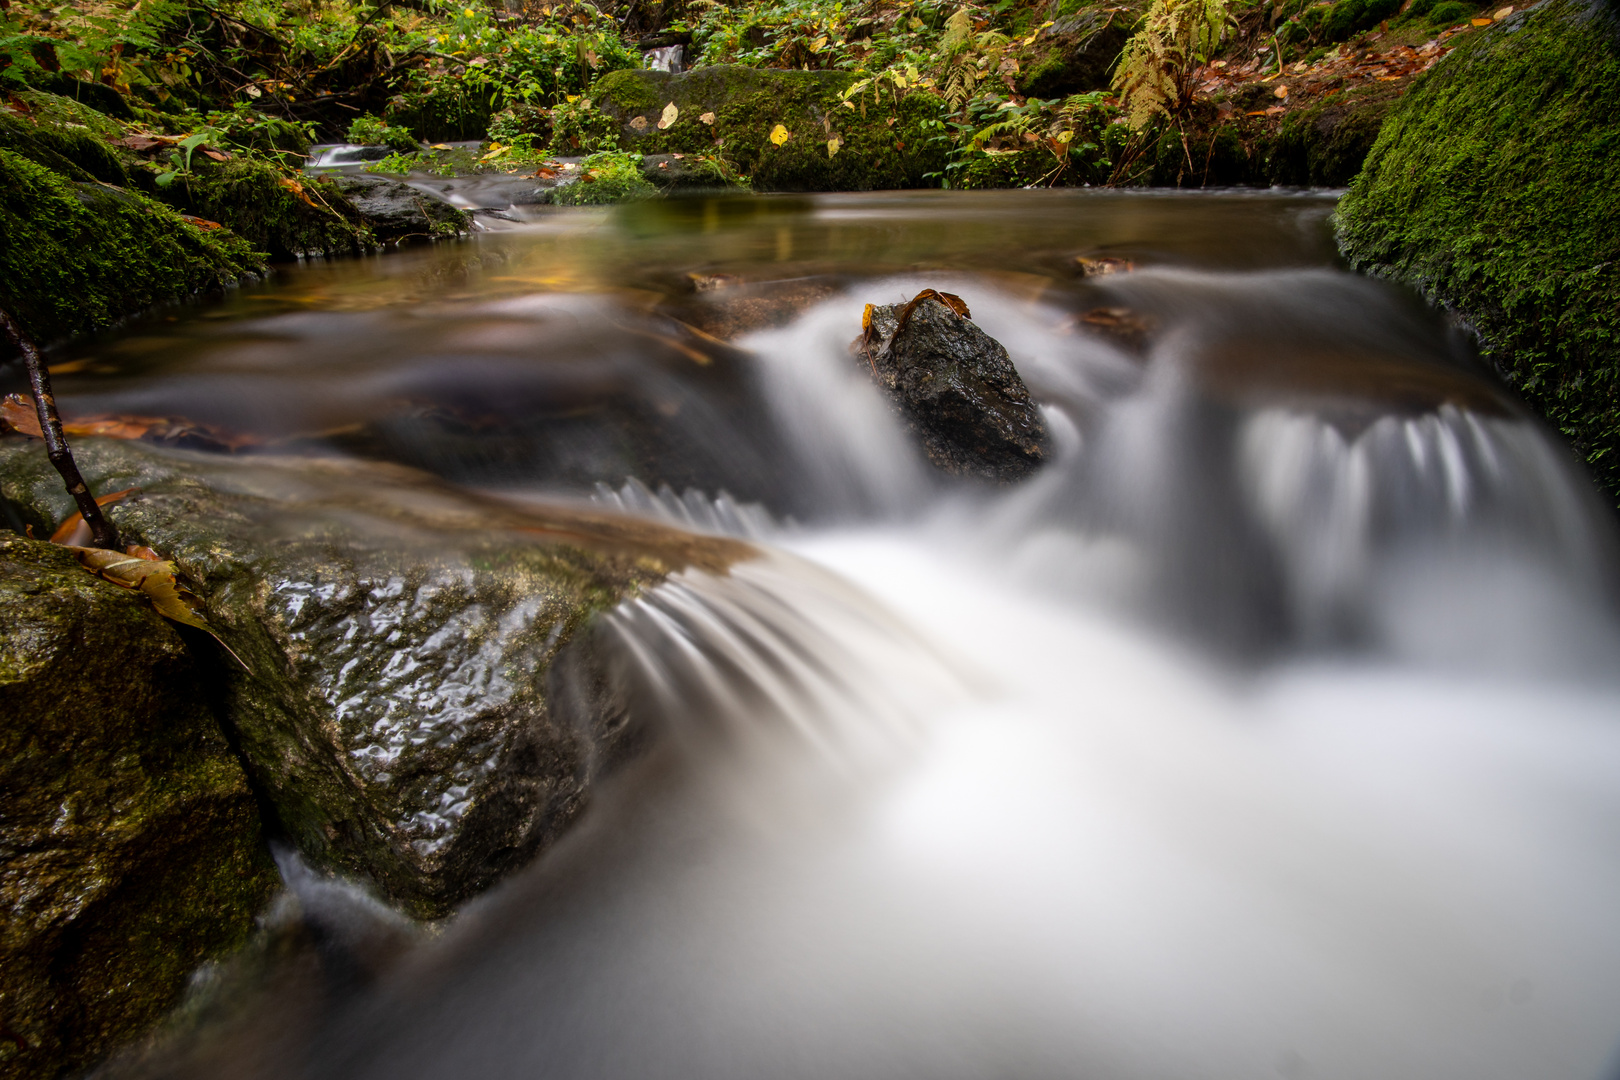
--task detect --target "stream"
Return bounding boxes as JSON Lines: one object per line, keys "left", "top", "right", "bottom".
{"left": 34, "top": 190, "right": 1620, "bottom": 1079}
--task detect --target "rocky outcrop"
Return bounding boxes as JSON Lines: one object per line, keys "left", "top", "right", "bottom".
{"left": 1016, "top": 6, "right": 1139, "bottom": 98}
{"left": 1335, "top": 0, "right": 1620, "bottom": 504}
{"left": 0, "top": 437, "right": 751, "bottom": 917}
{"left": 0, "top": 536, "right": 279, "bottom": 1080}
{"left": 860, "top": 292, "right": 1050, "bottom": 482}
{"left": 590, "top": 66, "right": 948, "bottom": 191}
{"left": 324, "top": 176, "right": 469, "bottom": 242}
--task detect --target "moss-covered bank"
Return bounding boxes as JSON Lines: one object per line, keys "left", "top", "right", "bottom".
{"left": 0, "top": 536, "right": 279, "bottom": 1080}
{"left": 593, "top": 66, "right": 949, "bottom": 191}
{"left": 1336, "top": 0, "right": 1620, "bottom": 503}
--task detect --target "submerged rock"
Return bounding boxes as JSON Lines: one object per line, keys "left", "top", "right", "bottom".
{"left": 1336, "top": 0, "right": 1620, "bottom": 504}
{"left": 860, "top": 292, "right": 1049, "bottom": 482}
{"left": 0, "top": 536, "right": 278, "bottom": 1080}
{"left": 0, "top": 437, "right": 750, "bottom": 917}
{"left": 325, "top": 176, "right": 469, "bottom": 242}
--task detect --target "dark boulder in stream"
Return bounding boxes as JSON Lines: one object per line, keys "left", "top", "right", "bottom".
{"left": 325, "top": 176, "right": 469, "bottom": 243}
{"left": 860, "top": 291, "right": 1050, "bottom": 482}
{"left": 0, "top": 536, "right": 279, "bottom": 1080}
{"left": 0, "top": 437, "right": 752, "bottom": 918}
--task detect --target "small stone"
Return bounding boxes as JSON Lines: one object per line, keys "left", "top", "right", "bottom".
{"left": 859, "top": 292, "right": 1049, "bottom": 482}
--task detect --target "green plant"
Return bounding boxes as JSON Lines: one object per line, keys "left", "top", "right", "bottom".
{"left": 548, "top": 94, "right": 618, "bottom": 153}
{"left": 1113, "top": 0, "right": 1234, "bottom": 129}
{"left": 551, "top": 149, "right": 655, "bottom": 204}
{"left": 347, "top": 113, "right": 419, "bottom": 153}
{"left": 1425, "top": 0, "right": 1472, "bottom": 25}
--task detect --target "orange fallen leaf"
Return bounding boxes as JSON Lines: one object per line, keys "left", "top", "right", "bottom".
{"left": 278, "top": 176, "right": 319, "bottom": 209}
{"left": 50, "top": 487, "right": 141, "bottom": 545}
{"left": 180, "top": 214, "right": 225, "bottom": 231}
{"left": 1274, "top": 84, "right": 1289, "bottom": 99}
{"left": 199, "top": 148, "right": 232, "bottom": 162}
{"left": 1, "top": 393, "right": 42, "bottom": 437}
{"left": 1470, "top": 15, "right": 1493, "bottom": 23}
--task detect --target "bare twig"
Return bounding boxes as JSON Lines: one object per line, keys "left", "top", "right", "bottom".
{"left": 0, "top": 310, "right": 121, "bottom": 550}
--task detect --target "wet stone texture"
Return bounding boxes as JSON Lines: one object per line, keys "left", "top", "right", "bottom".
{"left": 0, "top": 535, "right": 278, "bottom": 1080}
{"left": 861, "top": 295, "right": 1050, "bottom": 482}
{"left": 0, "top": 437, "right": 751, "bottom": 918}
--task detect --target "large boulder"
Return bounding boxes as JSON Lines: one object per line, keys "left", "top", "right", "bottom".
{"left": 0, "top": 535, "right": 279, "bottom": 1080}
{"left": 590, "top": 66, "right": 948, "bottom": 191}
{"left": 1335, "top": 0, "right": 1620, "bottom": 504}
{"left": 0, "top": 437, "right": 750, "bottom": 917}
{"left": 324, "top": 175, "right": 469, "bottom": 243}
{"left": 860, "top": 292, "right": 1050, "bottom": 482}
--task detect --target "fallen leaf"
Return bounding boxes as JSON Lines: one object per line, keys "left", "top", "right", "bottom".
{"left": 629, "top": 115, "right": 649, "bottom": 131}
{"left": 699, "top": 112, "right": 716, "bottom": 125}
{"left": 1, "top": 393, "right": 42, "bottom": 437}
{"left": 827, "top": 135, "right": 842, "bottom": 157}
{"left": 70, "top": 545, "right": 250, "bottom": 670}
{"left": 50, "top": 487, "right": 140, "bottom": 545}
{"left": 769, "top": 123, "right": 790, "bottom": 146}
{"left": 1494, "top": 4, "right": 1513, "bottom": 15}
{"left": 278, "top": 176, "right": 319, "bottom": 208}
{"left": 657, "top": 101, "right": 679, "bottom": 129}
{"left": 199, "top": 148, "right": 232, "bottom": 162}
{"left": 180, "top": 214, "right": 224, "bottom": 230}
{"left": 534, "top": 166, "right": 559, "bottom": 179}
{"left": 1470, "top": 15, "right": 1492, "bottom": 23}
{"left": 1274, "top": 84, "right": 1289, "bottom": 99}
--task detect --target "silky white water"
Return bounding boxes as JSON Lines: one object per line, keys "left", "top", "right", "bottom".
{"left": 62, "top": 194, "right": 1620, "bottom": 1080}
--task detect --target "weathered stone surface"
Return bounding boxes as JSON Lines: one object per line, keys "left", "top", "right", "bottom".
{"left": 861, "top": 295, "right": 1049, "bottom": 482}
{"left": 0, "top": 437, "right": 750, "bottom": 917}
{"left": 1335, "top": 0, "right": 1620, "bottom": 504}
{"left": 325, "top": 175, "right": 469, "bottom": 242}
{"left": 1016, "top": 7, "right": 1139, "bottom": 98}
{"left": 0, "top": 535, "right": 278, "bottom": 1080}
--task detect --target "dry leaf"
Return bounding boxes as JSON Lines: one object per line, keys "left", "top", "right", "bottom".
{"left": 629, "top": 115, "right": 649, "bottom": 131}
{"left": 50, "top": 487, "right": 140, "bottom": 545}
{"left": 199, "top": 148, "right": 232, "bottom": 162}
{"left": 699, "top": 112, "right": 716, "bottom": 125}
{"left": 1274, "top": 84, "right": 1289, "bottom": 99}
{"left": 1, "top": 393, "right": 42, "bottom": 437}
{"left": 769, "top": 123, "right": 790, "bottom": 146}
{"left": 1470, "top": 15, "right": 1492, "bottom": 23}
{"left": 70, "top": 545, "right": 250, "bottom": 670}
{"left": 180, "top": 214, "right": 224, "bottom": 230}
{"left": 657, "top": 102, "right": 679, "bottom": 129}
{"left": 278, "top": 176, "right": 319, "bottom": 209}
{"left": 827, "top": 136, "right": 842, "bottom": 157}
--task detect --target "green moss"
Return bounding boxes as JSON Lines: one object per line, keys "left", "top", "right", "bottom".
{"left": 159, "top": 157, "right": 374, "bottom": 259}
{"left": 0, "top": 149, "right": 263, "bottom": 345}
{"left": 592, "top": 66, "right": 949, "bottom": 191}
{"left": 0, "top": 91, "right": 131, "bottom": 185}
{"left": 1336, "top": 0, "right": 1620, "bottom": 503}
{"left": 0, "top": 535, "right": 278, "bottom": 1079}
{"left": 1264, "top": 81, "right": 1402, "bottom": 186}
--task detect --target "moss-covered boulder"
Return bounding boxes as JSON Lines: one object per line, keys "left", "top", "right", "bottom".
{"left": 0, "top": 148, "right": 263, "bottom": 346}
{"left": 323, "top": 175, "right": 467, "bottom": 243}
{"left": 1015, "top": 6, "right": 1140, "bottom": 98}
{"left": 1259, "top": 81, "right": 1404, "bottom": 187}
{"left": 0, "top": 535, "right": 278, "bottom": 1080}
{"left": 158, "top": 159, "right": 379, "bottom": 260}
{"left": 0, "top": 437, "right": 751, "bottom": 917}
{"left": 591, "top": 66, "right": 949, "bottom": 191}
{"left": 1335, "top": 0, "right": 1620, "bottom": 503}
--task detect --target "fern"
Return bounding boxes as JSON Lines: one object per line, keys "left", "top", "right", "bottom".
{"left": 1112, "top": 0, "right": 1233, "bottom": 129}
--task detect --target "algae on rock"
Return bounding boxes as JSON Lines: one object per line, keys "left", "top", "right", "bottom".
{"left": 0, "top": 437, "right": 752, "bottom": 918}
{"left": 0, "top": 536, "right": 279, "bottom": 1080}
{"left": 1335, "top": 0, "right": 1620, "bottom": 503}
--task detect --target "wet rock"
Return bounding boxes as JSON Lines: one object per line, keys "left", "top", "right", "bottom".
{"left": 0, "top": 535, "right": 278, "bottom": 1080}
{"left": 325, "top": 176, "right": 469, "bottom": 242}
{"left": 1016, "top": 8, "right": 1139, "bottom": 98}
{"left": 860, "top": 292, "right": 1049, "bottom": 482}
{"left": 0, "top": 438, "right": 752, "bottom": 918}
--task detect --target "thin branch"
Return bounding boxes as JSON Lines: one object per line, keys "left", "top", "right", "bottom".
{"left": 0, "top": 310, "right": 121, "bottom": 550}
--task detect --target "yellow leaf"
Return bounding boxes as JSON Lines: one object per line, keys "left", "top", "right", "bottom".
{"left": 481, "top": 142, "right": 508, "bottom": 160}
{"left": 657, "top": 101, "right": 679, "bottom": 129}
{"left": 808, "top": 35, "right": 828, "bottom": 52}
{"left": 1470, "top": 15, "right": 1492, "bottom": 23}
{"left": 699, "top": 111, "right": 716, "bottom": 124}
{"left": 769, "top": 123, "right": 790, "bottom": 145}
{"left": 827, "top": 135, "right": 842, "bottom": 157}
{"left": 1020, "top": 20, "right": 1053, "bottom": 45}
{"left": 891, "top": 71, "right": 907, "bottom": 88}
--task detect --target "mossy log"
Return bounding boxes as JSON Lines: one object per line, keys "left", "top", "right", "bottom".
{"left": 1336, "top": 0, "right": 1620, "bottom": 504}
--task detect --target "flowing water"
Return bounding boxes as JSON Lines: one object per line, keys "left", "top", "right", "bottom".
{"left": 28, "top": 191, "right": 1620, "bottom": 1079}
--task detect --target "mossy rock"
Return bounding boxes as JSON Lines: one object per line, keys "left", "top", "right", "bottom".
{"left": 592, "top": 66, "right": 949, "bottom": 191}
{"left": 1015, "top": 6, "right": 1141, "bottom": 98}
{"left": 0, "top": 437, "right": 753, "bottom": 918}
{"left": 0, "top": 534, "right": 278, "bottom": 1080}
{"left": 1336, "top": 0, "right": 1620, "bottom": 504}
{"left": 1262, "top": 81, "right": 1404, "bottom": 187}
{"left": 159, "top": 158, "right": 376, "bottom": 261}
{"left": 0, "top": 91, "right": 131, "bottom": 186}
{"left": 0, "top": 148, "right": 264, "bottom": 347}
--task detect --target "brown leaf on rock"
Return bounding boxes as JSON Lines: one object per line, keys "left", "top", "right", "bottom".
{"left": 1, "top": 393, "right": 43, "bottom": 437}
{"left": 69, "top": 545, "right": 250, "bottom": 670}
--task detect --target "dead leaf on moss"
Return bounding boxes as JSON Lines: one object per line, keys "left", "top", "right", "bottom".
{"left": 70, "top": 545, "right": 250, "bottom": 670}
